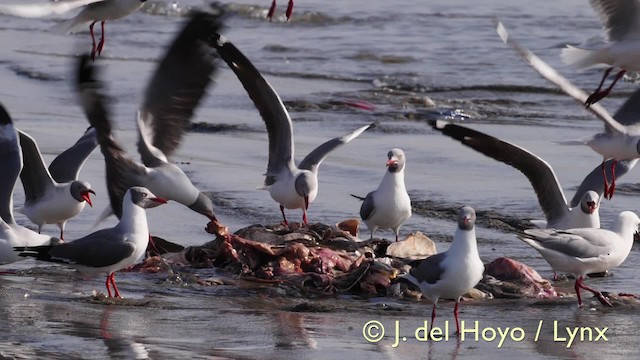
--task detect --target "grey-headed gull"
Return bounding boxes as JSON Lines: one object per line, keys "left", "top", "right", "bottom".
{"left": 402, "top": 206, "right": 484, "bottom": 336}
{"left": 560, "top": 0, "right": 640, "bottom": 106}
{"left": 15, "top": 187, "right": 166, "bottom": 298}
{"left": 353, "top": 148, "right": 411, "bottom": 242}
{"left": 519, "top": 210, "right": 640, "bottom": 307}
{"left": 0, "top": 1, "right": 147, "bottom": 61}
{"left": 15, "top": 129, "right": 96, "bottom": 240}
{"left": 0, "top": 104, "right": 62, "bottom": 265}
{"left": 52, "top": 0, "right": 147, "bottom": 60}
{"left": 75, "top": 10, "right": 224, "bottom": 227}
{"left": 497, "top": 20, "right": 640, "bottom": 199}
{"left": 212, "top": 34, "right": 375, "bottom": 225}
{"left": 0, "top": 0, "right": 104, "bottom": 18}
{"left": 432, "top": 121, "right": 601, "bottom": 230}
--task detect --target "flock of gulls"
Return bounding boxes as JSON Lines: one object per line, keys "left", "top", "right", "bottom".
{"left": 0, "top": 0, "right": 640, "bottom": 337}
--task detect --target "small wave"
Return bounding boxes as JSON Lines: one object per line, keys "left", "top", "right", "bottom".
{"left": 189, "top": 122, "right": 258, "bottom": 133}
{"left": 141, "top": 0, "right": 197, "bottom": 18}
{"left": 223, "top": 3, "right": 350, "bottom": 25}
{"left": 347, "top": 51, "right": 416, "bottom": 64}
{"left": 8, "top": 64, "right": 62, "bottom": 82}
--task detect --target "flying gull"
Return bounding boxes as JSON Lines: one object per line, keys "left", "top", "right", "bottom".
{"left": 560, "top": 0, "right": 640, "bottom": 106}
{"left": 496, "top": 20, "right": 640, "bottom": 199}
{"left": 75, "top": 10, "right": 225, "bottom": 229}
{"left": 432, "top": 121, "right": 601, "bottom": 230}
{"left": 0, "top": 0, "right": 147, "bottom": 61}
{"left": 212, "top": 33, "right": 374, "bottom": 225}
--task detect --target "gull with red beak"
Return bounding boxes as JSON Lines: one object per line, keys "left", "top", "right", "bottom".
{"left": 16, "top": 128, "right": 97, "bottom": 240}
{"left": 402, "top": 206, "right": 484, "bottom": 336}
{"left": 212, "top": 33, "right": 374, "bottom": 225}
{"left": 353, "top": 148, "right": 411, "bottom": 242}
{"left": 15, "top": 187, "right": 166, "bottom": 298}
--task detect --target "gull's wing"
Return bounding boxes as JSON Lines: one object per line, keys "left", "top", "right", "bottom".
{"left": 569, "top": 158, "right": 637, "bottom": 208}
{"left": 495, "top": 20, "right": 627, "bottom": 135}
{"left": 17, "top": 130, "right": 56, "bottom": 204}
{"left": 298, "top": 123, "right": 375, "bottom": 173}
{"left": 612, "top": 88, "right": 640, "bottom": 126}
{"left": 48, "top": 127, "right": 98, "bottom": 183}
{"left": 137, "top": 10, "right": 224, "bottom": 166}
{"left": 212, "top": 34, "right": 296, "bottom": 179}
{"left": 0, "top": 104, "right": 21, "bottom": 224}
{"left": 522, "top": 228, "right": 612, "bottom": 259}
{"left": 432, "top": 121, "right": 569, "bottom": 224}
{"left": 407, "top": 252, "right": 448, "bottom": 285}
{"left": 75, "top": 55, "right": 146, "bottom": 219}
{"left": 18, "top": 228, "right": 136, "bottom": 268}
{"left": 0, "top": 0, "right": 104, "bottom": 18}
{"left": 589, "top": 0, "right": 640, "bottom": 42}
{"left": 359, "top": 191, "right": 376, "bottom": 221}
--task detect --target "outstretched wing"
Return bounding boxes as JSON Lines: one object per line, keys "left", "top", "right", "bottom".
{"left": 298, "top": 123, "right": 375, "bottom": 173}
{"left": 138, "top": 10, "right": 224, "bottom": 165}
{"left": 48, "top": 127, "right": 98, "bottom": 183}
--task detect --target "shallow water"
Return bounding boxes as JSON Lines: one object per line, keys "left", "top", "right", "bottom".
{"left": 1, "top": 0, "right": 640, "bottom": 358}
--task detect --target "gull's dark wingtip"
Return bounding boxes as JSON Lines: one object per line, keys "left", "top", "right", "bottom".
{"left": 0, "top": 103, "right": 12, "bottom": 125}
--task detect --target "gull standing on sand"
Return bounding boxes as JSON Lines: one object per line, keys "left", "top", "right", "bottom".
{"left": 0, "top": 104, "right": 62, "bottom": 265}
{"left": 212, "top": 34, "right": 374, "bottom": 225}
{"left": 16, "top": 128, "right": 97, "bottom": 240}
{"left": 497, "top": 20, "right": 640, "bottom": 200}
{"left": 560, "top": 0, "right": 640, "bottom": 106}
{"left": 402, "top": 206, "right": 484, "bottom": 336}
{"left": 15, "top": 187, "right": 167, "bottom": 298}
{"left": 353, "top": 148, "right": 411, "bottom": 242}
{"left": 76, "top": 11, "right": 225, "bottom": 227}
{"left": 519, "top": 211, "right": 640, "bottom": 307}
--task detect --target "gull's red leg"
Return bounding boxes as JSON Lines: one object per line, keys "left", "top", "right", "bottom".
{"left": 601, "top": 161, "right": 610, "bottom": 199}
{"left": 430, "top": 302, "right": 437, "bottom": 336}
{"left": 286, "top": 0, "right": 294, "bottom": 20}
{"left": 577, "top": 276, "right": 612, "bottom": 307}
{"left": 302, "top": 195, "right": 309, "bottom": 225}
{"left": 89, "top": 21, "right": 97, "bottom": 61}
{"left": 109, "top": 273, "right": 122, "bottom": 298}
{"left": 280, "top": 204, "right": 289, "bottom": 226}
{"left": 607, "top": 159, "right": 619, "bottom": 199}
{"left": 453, "top": 299, "right": 461, "bottom": 335}
{"left": 268, "top": 0, "right": 277, "bottom": 21}
{"left": 586, "top": 68, "right": 626, "bottom": 107}
{"left": 574, "top": 277, "right": 583, "bottom": 307}
{"left": 105, "top": 275, "right": 113, "bottom": 298}
{"left": 97, "top": 21, "right": 106, "bottom": 55}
